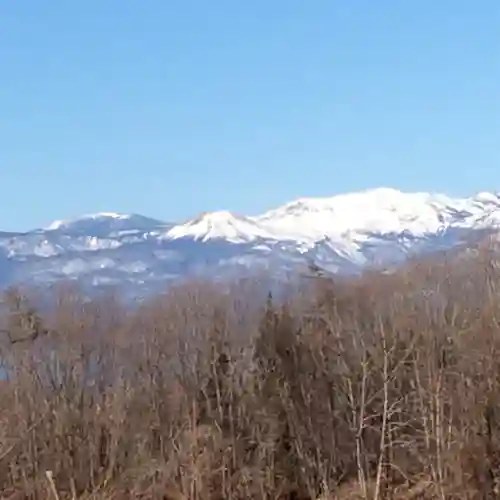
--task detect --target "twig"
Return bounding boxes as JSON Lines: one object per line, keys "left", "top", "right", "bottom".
{"left": 45, "top": 470, "right": 60, "bottom": 500}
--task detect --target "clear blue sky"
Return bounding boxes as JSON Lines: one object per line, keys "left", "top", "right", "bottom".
{"left": 1, "top": 1, "right": 498, "bottom": 231}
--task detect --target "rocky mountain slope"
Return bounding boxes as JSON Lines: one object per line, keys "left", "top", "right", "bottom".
{"left": 1, "top": 188, "right": 498, "bottom": 298}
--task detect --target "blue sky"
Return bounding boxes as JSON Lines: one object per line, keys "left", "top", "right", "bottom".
{"left": 1, "top": 1, "right": 498, "bottom": 231}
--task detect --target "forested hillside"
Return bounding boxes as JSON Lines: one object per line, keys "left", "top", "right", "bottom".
{"left": 0, "top": 245, "right": 499, "bottom": 499}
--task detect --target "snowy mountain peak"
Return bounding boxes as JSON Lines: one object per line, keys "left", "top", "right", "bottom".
{"left": 165, "top": 210, "right": 273, "bottom": 243}
{"left": 254, "top": 188, "right": 500, "bottom": 241}
{"left": 43, "top": 213, "right": 166, "bottom": 239}
{"left": 46, "top": 212, "right": 132, "bottom": 231}
{"left": 255, "top": 190, "right": 439, "bottom": 241}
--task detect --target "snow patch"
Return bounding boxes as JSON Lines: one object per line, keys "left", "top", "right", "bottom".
{"left": 46, "top": 213, "right": 132, "bottom": 231}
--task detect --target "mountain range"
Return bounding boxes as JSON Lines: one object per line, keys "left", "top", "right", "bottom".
{"left": 1, "top": 188, "right": 499, "bottom": 298}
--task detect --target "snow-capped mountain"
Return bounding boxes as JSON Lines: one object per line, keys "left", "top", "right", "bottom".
{"left": 1, "top": 188, "right": 499, "bottom": 298}
{"left": 164, "top": 211, "right": 275, "bottom": 243}
{"left": 45, "top": 212, "right": 169, "bottom": 236}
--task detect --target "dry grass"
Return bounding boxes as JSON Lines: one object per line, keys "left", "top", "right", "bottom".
{"left": 0, "top": 247, "right": 500, "bottom": 498}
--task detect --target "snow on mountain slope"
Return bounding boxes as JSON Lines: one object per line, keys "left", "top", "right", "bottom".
{"left": 44, "top": 212, "right": 167, "bottom": 236}
{"left": 46, "top": 212, "right": 131, "bottom": 231}
{"left": 165, "top": 211, "right": 276, "bottom": 243}
{"left": 1, "top": 188, "right": 499, "bottom": 298}
{"left": 255, "top": 188, "right": 500, "bottom": 239}
{"left": 164, "top": 188, "right": 500, "bottom": 247}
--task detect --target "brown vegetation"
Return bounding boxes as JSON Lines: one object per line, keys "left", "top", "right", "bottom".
{"left": 0, "top": 248, "right": 500, "bottom": 498}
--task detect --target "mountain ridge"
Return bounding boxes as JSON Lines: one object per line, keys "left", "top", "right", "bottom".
{"left": 2, "top": 188, "right": 499, "bottom": 298}
{"left": 37, "top": 188, "right": 500, "bottom": 241}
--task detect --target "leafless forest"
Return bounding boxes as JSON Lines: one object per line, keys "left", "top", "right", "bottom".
{"left": 1, "top": 245, "right": 500, "bottom": 499}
